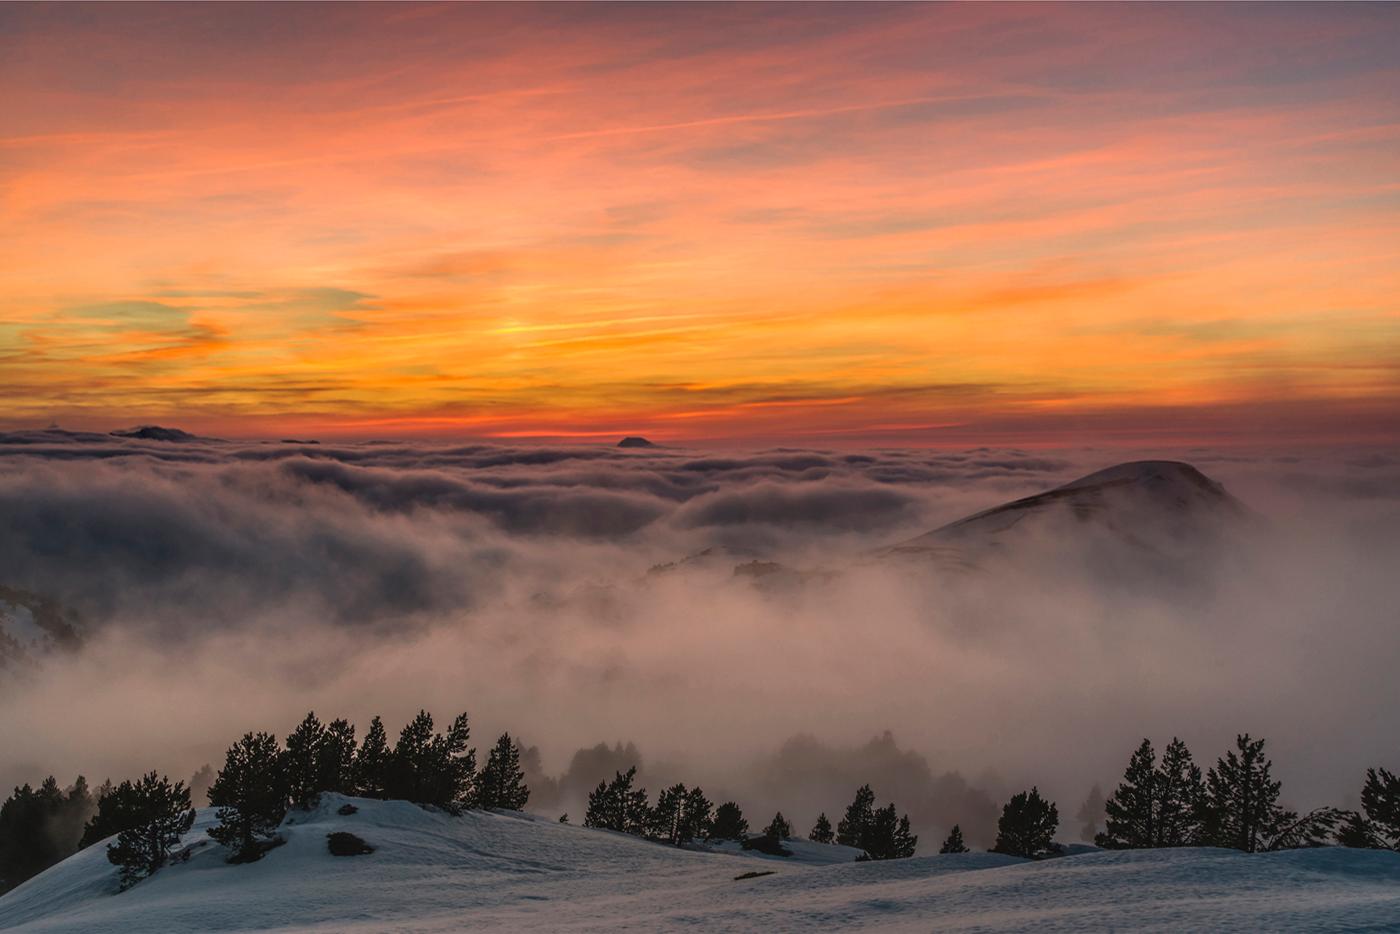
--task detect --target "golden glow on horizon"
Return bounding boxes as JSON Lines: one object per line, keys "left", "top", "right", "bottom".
{"left": 1, "top": 3, "right": 1397, "bottom": 443}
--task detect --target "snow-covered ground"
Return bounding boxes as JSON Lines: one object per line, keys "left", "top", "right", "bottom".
{"left": 2, "top": 795, "right": 1398, "bottom": 932}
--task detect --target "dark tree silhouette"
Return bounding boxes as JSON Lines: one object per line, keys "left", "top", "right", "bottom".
{"left": 710, "top": 801, "right": 749, "bottom": 841}
{"left": 855, "top": 804, "right": 917, "bottom": 860}
{"left": 1200, "top": 734, "right": 1285, "bottom": 853}
{"left": 353, "top": 716, "right": 391, "bottom": 799}
{"left": 385, "top": 710, "right": 477, "bottom": 810}
{"left": 809, "top": 812, "right": 834, "bottom": 844}
{"left": 939, "top": 824, "right": 969, "bottom": 854}
{"left": 318, "top": 719, "right": 357, "bottom": 797}
{"left": 0, "top": 776, "right": 95, "bottom": 893}
{"left": 992, "top": 787, "right": 1059, "bottom": 859}
{"left": 208, "top": 732, "right": 288, "bottom": 862}
{"left": 583, "top": 766, "right": 649, "bottom": 834}
{"left": 1155, "top": 738, "right": 1204, "bottom": 846}
{"left": 478, "top": 733, "right": 530, "bottom": 811}
{"left": 104, "top": 773, "right": 195, "bottom": 889}
{"left": 648, "top": 784, "right": 687, "bottom": 843}
{"left": 836, "top": 784, "right": 875, "bottom": 848}
{"left": 1097, "top": 739, "right": 1156, "bottom": 848}
{"left": 1361, "top": 763, "right": 1400, "bottom": 850}
{"left": 764, "top": 811, "right": 793, "bottom": 840}
{"left": 283, "top": 712, "right": 327, "bottom": 809}
{"left": 679, "top": 787, "right": 713, "bottom": 843}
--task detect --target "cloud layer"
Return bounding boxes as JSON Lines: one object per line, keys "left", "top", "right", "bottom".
{"left": 1, "top": 433, "right": 1399, "bottom": 849}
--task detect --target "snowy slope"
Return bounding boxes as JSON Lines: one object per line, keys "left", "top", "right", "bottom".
{"left": 2, "top": 795, "right": 1398, "bottom": 932}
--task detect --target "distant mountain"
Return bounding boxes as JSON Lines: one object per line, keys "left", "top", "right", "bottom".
{"left": 883, "top": 461, "right": 1251, "bottom": 577}
{"left": 110, "top": 425, "right": 204, "bottom": 442}
{"left": 617, "top": 436, "right": 656, "bottom": 448}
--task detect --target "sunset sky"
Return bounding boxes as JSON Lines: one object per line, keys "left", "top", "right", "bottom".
{"left": 2, "top": 2, "right": 1397, "bottom": 444}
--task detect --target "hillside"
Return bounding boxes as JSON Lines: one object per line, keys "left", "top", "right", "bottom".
{"left": 2, "top": 795, "right": 1397, "bottom": 932}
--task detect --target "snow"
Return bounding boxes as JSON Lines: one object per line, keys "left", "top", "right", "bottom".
{"left": 3, "top": 795, "right": 1398, "bottom": 932}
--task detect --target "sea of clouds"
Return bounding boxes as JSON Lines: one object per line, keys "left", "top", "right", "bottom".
{"left": 1, "top": 429, "right": 1397, "bottom": 847}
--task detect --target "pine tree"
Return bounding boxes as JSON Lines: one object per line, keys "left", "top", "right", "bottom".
{"left": 81, "top": 779, "right": 145, "bottom": 848}
{"left": 187, "top": 765, "right": 215, "bottom": 806}
{"left": 836, "top": 784, "right": 875, "bottom": 848}
{"left": 318, "top": 719, "right": 357, "bottom": 796}
{"left": 1097, "top": 738, "right": 1156, "bottom": 849}
{"left": 710, "top": 801, "right": 749, "bottom": 841}
{"left": 104, "top": 773, "right": 195, "bottom": 889}
{"left": 583, "top": 767, "right": 648, "bottom": 834}
{"left": 649, "top": 784, "right": 687, "bottom": 842}
{"left": 855, "top": 803, "right": 917, "bottom": 860}
{"left": 478, "top": 734, "right": 530, "bottom": 810}
{"left": 1335, "top": 810, "right": 1379, "bottom": 849}
{"left": 1361, "top": 764, "right": 1400, "bottom": 850}
{"left": 939, "top": 824, "right": 969, "bottom": 854}
{"left": 1201, "top": 734, "right": 1285, "bottom": 853}
{"left": 809, "top": 812, "right": 834, "bottom": 844}
{"left": 283, "top": 712, "right": 327, "bottom": 809}
{"left": 679, "top": 787, "right": 712, "bottom": 843}
{"left": 764, "top": 811, "right": 792, "bottom": 840}
{"left": 1155, "top": 738, "right": 1203, "bottom": 846}
{"left": 386, "top": 710, "right": 436, "bottom": 804}
{"left": 208, "top": 732, "right": 288, "bottom": 862}
{"left": 353, "top": 716, "right": 391, "bottom": 798}
{"left": 0, "top": 776, "right": 96, "bottom": 893}
{"left": 992, "top": 787, "right": 1059, "bottom": 859}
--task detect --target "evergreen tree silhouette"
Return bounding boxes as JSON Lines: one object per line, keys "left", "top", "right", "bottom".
{"left": 104, "top": 773, "right": 194, "bottom": 889}
{"left": 478, "top": 733, "right": 530, "bottom": 810}
{"left": 710, "top": 801, "right": 749, "bottom": 841}
{"left": 649, "top": 784, "right": 687, "bottom": 842}
{"left": 1097, "top": 738, "right": 1156, "bottom": 848}
{"left": 764, "top": 811, "right": 793, "bottom": 840}
{"left": 809, "top": 812, "right": 834, "bottom": 844}
{"left": 679, "top": 787, "right": 712, "bottom": 843}
{"left": 1201, "top": 734, "right": 1285, "bottom": 852}
{"left": 836, "top": 784, "right": 875, "bottom": 848}
{"left": 1361, "top": 763, "right": 1400, "bottom": 850}
{"left": 992, "top": 787, "right": 1059, "bottom": 859}
{"left": 939, "top": 824, "right": 969, "bottom": 854}
{"left": 1155, "top": 738, "right": 1204, "bottom": 846}
{"left": 208, "top": 732, "right": 288, "bottom": 862}
{"left": 283, "top": 712, "right": 326, "bottom": 808}
{"left": 353, "top": 716, "right": 391, "bottom": 799}
{"left": 318, "top": 719, "right": 357, "bottom": 796}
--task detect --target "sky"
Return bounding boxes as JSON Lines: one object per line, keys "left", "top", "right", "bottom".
{"left": 2, "top": 2, "right": 1398, "bottom": 444}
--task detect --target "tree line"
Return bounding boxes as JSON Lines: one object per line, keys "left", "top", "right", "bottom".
{"left": 3, "top": 725, "right": 1398, "bottom": 894}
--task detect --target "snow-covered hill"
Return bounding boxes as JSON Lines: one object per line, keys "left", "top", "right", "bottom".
{"left": 2, "top": 795, "right": 1397, "bottom": 932}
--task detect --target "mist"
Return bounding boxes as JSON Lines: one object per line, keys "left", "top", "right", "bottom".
{"left": 2, "top": 430, "right": 1398, "bottom": 849}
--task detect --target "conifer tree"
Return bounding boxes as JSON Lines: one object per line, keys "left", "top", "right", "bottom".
{"left": 353, "top": 716, "right": 391, "bottom": 799}
{"left": 1200, "top": 734, "right": 1285, "bottom": 853}
{"left": 283, "top": 712, "right": 327, "bottom": 809}
{"left": 1360, "top": 763, "right": 1400, "bottom": 850}
{"left": 809, "top": 812, "right": 834, "bottom": 844}
{"left": 104, "top": 773, "right": 195, "bottom": 889}
{"left": 318, "top": 719, "right": 357, "bottom": 797}
{"left": 939, "top": 824, "right": 969, "bottom": 854}
{"left": 478, "top": 733, "right": 530, "bottom": 810}
{"left": 764, "top": 811, "right": 793, "bottom": 840}
{"left": 1097, "top": 739, "right": 1156, "bottom": 849}
{"left": 583, "top": 767, "right": 648, "bottom": 834}
{"left": 81, "top": 779, "right": 143, "bottom": 848}
{"left": 1335, "top": 810, "right": 1379, "bottom": 849}
{"left": 386, "top": 710, "right": 436, "bottom": 804}
{"left": 710, "top": 801, "right": 749, "bottom": 841}
{"left": 679, "top": 787, "right": 713, "bottom": 843}
{"left": 855, "top": 803, "right": 918, "bottom": 860}
{"left": 649, "top": 784, "right": 687, "bottom": 842}
{"left": 208, "top": 732, "right": 288, "bottom": 862}
{"left": 836, "top": 784, "right": 875, "bottom": 848}
{"left": 992, "top": 787, "right": 1059, "bottom": 859}
{"left": 0, "top": 776, "right": 96, "bottom": 892}
{"left": 1155, "top": 738, "right": 1203, "bottom": 846}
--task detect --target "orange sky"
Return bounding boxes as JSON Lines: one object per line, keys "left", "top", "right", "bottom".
{"left": 2, "top": 2, "right": 1398, "bottom": 444}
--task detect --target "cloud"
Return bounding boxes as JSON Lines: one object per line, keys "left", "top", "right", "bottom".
{"left": 1, "top": 435, "right": 1399, "bottom": 851}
